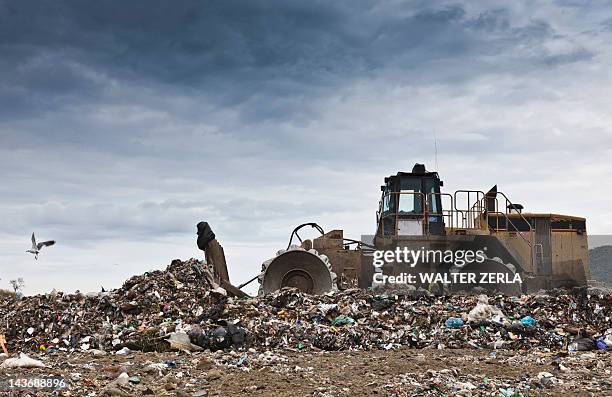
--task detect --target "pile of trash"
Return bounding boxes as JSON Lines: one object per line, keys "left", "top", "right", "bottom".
{"left": 0, "top": 258, "right": 220, "bottom": 353}
{"left": 0, "top": 258, "right": 611, "bottom": 355}
{"left": 225, "top": 288, "right": 612, "bottom": 352}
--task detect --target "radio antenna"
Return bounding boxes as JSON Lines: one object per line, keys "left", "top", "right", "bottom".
{"left": 434, "top": 132, "right": 439, "bottom": 171}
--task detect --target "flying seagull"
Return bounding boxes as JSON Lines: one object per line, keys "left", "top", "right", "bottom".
{"left": 26, "top": 232, "right": 55, "bottom": 260}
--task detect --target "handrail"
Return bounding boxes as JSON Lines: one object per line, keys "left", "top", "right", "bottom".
{"left": 489, "top": 191, "right": 535, "bottom": 267}
{"left": 376, "top": 189, "right": 537, "bottom": 269}
{"left": 427, "top": 192, "right": 454, "bottom": 229}
{"left": 487, "top": 197, "right": 533, "bottom": 243}
{"left": 453, "top": 190, "right": 486, "bottom": 229}
{"left": 494, "top": 191, "right": 533, "bottom": 236}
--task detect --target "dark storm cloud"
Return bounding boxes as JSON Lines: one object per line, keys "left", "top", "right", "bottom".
{"left": 0, "top": 0, "right": 359, "bottom": 118}
{"left": 0, "top": 0, "right": 596, "bottom": 123}
{"left": 602, "top": 17, "right": 612, "bottom": 31}
{"left": 2, "top": 0, "right": 612, "bottom": 294}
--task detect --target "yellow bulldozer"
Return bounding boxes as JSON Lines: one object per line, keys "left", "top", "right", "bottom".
{"left": 201, "top": 164, "right": 590, "bottom": 296}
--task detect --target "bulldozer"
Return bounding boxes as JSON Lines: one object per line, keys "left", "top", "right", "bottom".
{"left": 201, "top": 164, "right": 590, "bottom": 296}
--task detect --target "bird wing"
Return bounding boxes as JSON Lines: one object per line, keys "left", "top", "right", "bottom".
{"left": 37, "top": 240, "right": 56, "bottom": 250}
{"left": 31, "top": 233, "right": 37, "bottom": 249}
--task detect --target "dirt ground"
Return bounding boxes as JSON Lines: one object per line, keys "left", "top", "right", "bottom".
{"left": 0, "top": 348, "right": 610, "bottom": 396}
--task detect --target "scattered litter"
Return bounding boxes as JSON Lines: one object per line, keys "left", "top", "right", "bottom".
{"left": 0, "top": 259, "right": 607, "bottom": 396}
{"left": 166, "top": 332, "right": 203, "bottom": 352}
{"left": 115, "top": 372, "right": 129, "bottom": 386}
{"left": 0, "top": 353, "right": 45, "bottom": 368}
{"left": 569, "top": 338, "right": 595, "bottom": 352}
{"left": 331, "top": 315, "right": 355, "bottom": 326}
{"left": 0, "top": 259, "right": 609, "bottom": 357}
{"left": 596, "top": 339, "right": 609, "bottom": 350}
{"left": 445, "top": 317, "right": 464, "bottom": 328}
{"left": 520, "top": 316, "right": 536, "bottom": 327}
{"left": 115, "top": 347, "right": 131, "bottom": 355}
{"left": 90, "top": 349, "right": 107, "bottom": 356}
{"left": 467, "top": 295, "right": 505, "bottom": 323}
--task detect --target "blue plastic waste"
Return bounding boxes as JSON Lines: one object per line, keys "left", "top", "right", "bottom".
{"left": 236, "top": 353, "right": 248, "bottom": 366}
{"left": 445, "top": 317, "right": 464, "bottom": 328}
{"left": 332, "top": 315, "right": 355, "bottom": 326}
{"left": 520, "top": 316, "right": 536, "bottom": 327}
{"left": 596, "top": 339, "right": 609, "bottom": 350}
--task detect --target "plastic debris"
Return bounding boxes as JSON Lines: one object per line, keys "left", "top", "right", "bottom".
{"left": 568, "top": 338, "right": 595, "bottom": 352}
{"left": 236, "top": 353, "right": 248, "bottom": 367}
{"left": 331, "top": 315, "right": 355, "bottom": 326}
{"left": 0, "top": 353, "right": 45, "bottom": 368}
{"left": 128, "top": 376, "right": 141, "bottom": 384}
{"left": 0, "top": 258, "right": 609, "bottom": 356}
{"left": 90, "top": 349, "right": 107, "bottom": 356}
{"left": 467, "top": 295, "right": 505, "bottom": 323}
{"left": 115, "top": 347, "right": 131, "bottom": 355}
{"left": 166, "top": 332, "right": 203, "bottom": 352}
{"left": 115, "top": 372, "right": 129, "bottom": 386}
{"left": 445, "top": 317, "right": 464, "bottom": 328}
{"left": 520, "top": 316, "right": 536, "bottom": 327}
{"left": 537, "top": 371, "right": 558, "bottom": 388}
{"left": 318, "top": 303, "right": 338, "bottom": 315}
{"left": 596, "top": 339, "right": 609, "bottom": 350}
{"left": 568, "top": 328, "right": 596, "bottom": 352}
{"left": 499, "top": 387, "right": 520, "bottom": 397}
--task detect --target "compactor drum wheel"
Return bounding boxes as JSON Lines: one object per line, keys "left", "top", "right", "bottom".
{"left": 258, "top": 246, "right": 337, "bottom": 295}
{"left": 448, "top": 258, "right": 522, "bottom": 296}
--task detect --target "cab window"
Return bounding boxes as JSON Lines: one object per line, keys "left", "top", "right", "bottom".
{"left": 398, "top": 178, "right": 422, "bottom": 214}
{"left": 424, "top": 178, "right": 440, "bottom": 214}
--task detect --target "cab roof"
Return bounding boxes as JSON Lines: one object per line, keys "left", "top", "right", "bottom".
{"left": 384, "top": 163, "right": 440, "bottom": 183}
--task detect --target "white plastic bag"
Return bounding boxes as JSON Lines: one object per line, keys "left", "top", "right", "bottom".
{"left": 166, "top": 331, "right": 203, "bottom": 352}
{"left": 0, "top": 353, "right": 46, "bottom": 368}
{"left": 467, "top": 295, "right": 505, "bottom": 323}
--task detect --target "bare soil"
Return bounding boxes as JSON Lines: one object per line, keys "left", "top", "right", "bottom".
{"left": 1, "top": 348, "right": 610, "bottom": 396}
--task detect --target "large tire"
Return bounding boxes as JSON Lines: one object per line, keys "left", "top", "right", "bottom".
{"left": 448, "top": 258, "right": 522, "bottom": 296}
{"left": 258, "top": 245, "right": 337, "bottom": 295}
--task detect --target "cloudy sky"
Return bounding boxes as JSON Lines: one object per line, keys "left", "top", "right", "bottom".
{"left": 1, "top": 0, "right": 611, "bottom": 295}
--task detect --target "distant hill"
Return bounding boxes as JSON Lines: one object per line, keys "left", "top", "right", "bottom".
{"left": 589, "top": 245, "right": 612, "bottom": 287}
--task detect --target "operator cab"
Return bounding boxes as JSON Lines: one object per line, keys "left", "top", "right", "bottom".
{"left": 377, "top": 163, "right": 444, "bottom": 236}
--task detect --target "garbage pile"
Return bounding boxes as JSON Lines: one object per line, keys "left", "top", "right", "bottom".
{"left": 225, "top": 288, "right": 612, "bottom": 352}
{"left": 0, "top": 258, "right": 611, "bottom": 355}
{"left": 0, "top": 258, "right": 219, "bottom": 353}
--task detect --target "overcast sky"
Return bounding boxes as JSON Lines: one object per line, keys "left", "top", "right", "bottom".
{"left": 1, "top": 0, "right": 611, "bottom": 295}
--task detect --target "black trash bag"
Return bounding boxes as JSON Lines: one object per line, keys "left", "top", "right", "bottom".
{"left": 189, "top": 325, "right": 232, "bottom": 351}
{"left": 226, "top": 323, "right": 247, "bottom": 346}
{"left": 370, "top": 296, "right": 394, "bottom": 312}
{"left": 571, "top": 337, "right": 596, "bottom": 351}
{"left": 210, "top": 326, "right": 231, "bottom": 350}
{"left": 188, "top": 326, "right": 209, "bottom": 350}
{"left": 196, "top": 222, "right": 215, "bottom": 251}
{"left": 508, "top": 322, "right": 536, "bottom": 336}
